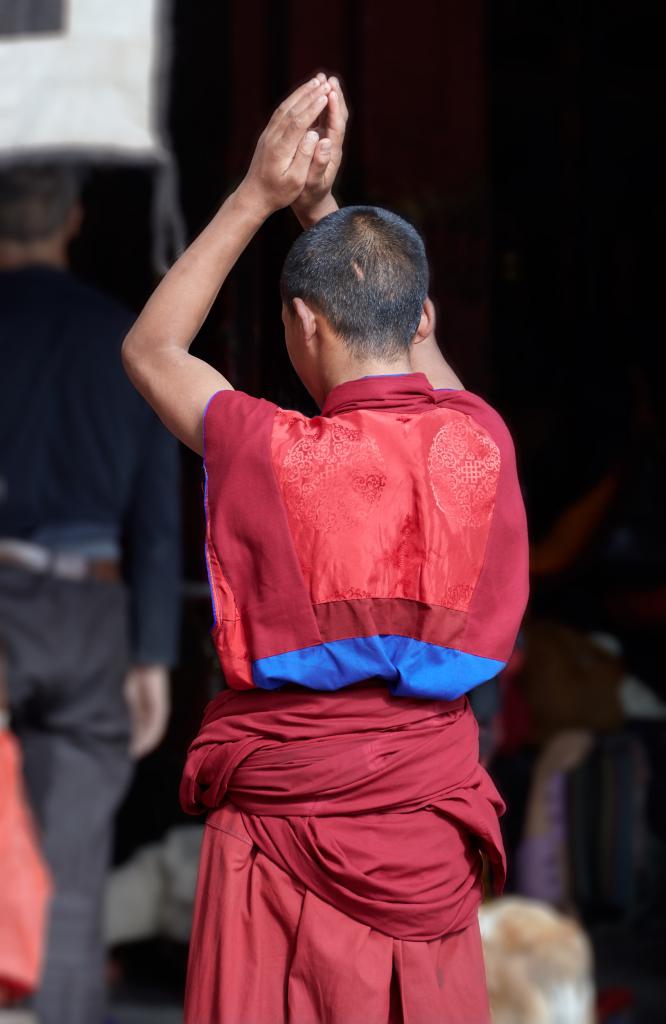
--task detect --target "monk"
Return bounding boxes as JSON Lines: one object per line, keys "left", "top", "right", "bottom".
{"left": 122, "top": 74, "right": 529, "bottom": 1024}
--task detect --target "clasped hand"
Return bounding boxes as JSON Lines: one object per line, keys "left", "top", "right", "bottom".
{"left": 239, "top": 72, "right": 348, "bottom": 221}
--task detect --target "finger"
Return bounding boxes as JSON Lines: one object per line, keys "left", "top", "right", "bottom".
{"left": 128, "top": 710, "right": 146, "bottom": 758}
{"left": 276, "top": 76, "right": 329, "bottom": 128}
{"left": 311, "top": 79, "right": 331, "bottom": 134}
{"left": 310, "top": 71, "right": 328, "bottom": 125}
{"left": 328, "top": 76, "right": 349, "bottom": 122}
{"left": 132, "top": 729, "right": 155, "bottom": 759}
{"left": 312, "top": 141, "right": 334, "bottom": 190}
{"left": 125, "top": 683, "right": 148, "bottom": 756}
{"left": 131, "top": 704, "right": 167, "bottom": 759}
{"left": 142, "top": 717, "right": 165, "bottom": 757}
{"left": 304, "top": 137, "right": 332, "bottom": 187}
{"left": 315, "top": 137, "right": 332, "bottom": 166}
{"left": 270, "top": 76, "right": 321, "bottom": 129}
{"left": 326, "top": 90, "right": 346, "bottom": 144}
{"left": 289, "top": 78, "right": 330, "bottom": 121}
{"left": 270, "top": 84, "right": 329, "bottom": 151}
{"left": 277, "top": 92, "right": 329, "bottom": 150}
{"left": 127, "top": 691, "right": 147, "bottom": 756}
{"left": 288, "top": 129, "right": 321, "bottom": 182}
{"left": 130, "top": 724, "right": 149, "bottom": 759}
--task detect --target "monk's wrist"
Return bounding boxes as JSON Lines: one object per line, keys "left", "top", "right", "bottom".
{"left": 292, "top": 193, "right": 339, "bottom": 230}
{"left": 231, "top": 181, "right": 275, "bottom": 224}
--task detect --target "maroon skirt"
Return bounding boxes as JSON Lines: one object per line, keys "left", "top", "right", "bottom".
{"left": 185, "top": 802, "right": 491, "bottom": 1024}
{"left": 181, "top": 684, "right": 504, "bottom": 1021}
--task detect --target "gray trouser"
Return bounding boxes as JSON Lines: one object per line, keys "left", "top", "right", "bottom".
{"left": 0, "top": 566, "right": 133, "bottom": 1024}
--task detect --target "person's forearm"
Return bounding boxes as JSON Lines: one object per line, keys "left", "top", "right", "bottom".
{"left": 292, "top": 193, "right": 339, "bottom": 230}
{"left": 121, "top": 75, "right": 333, "bottom": 455}
{"left": 124, "top": 185, "right": 268, "bottom": 361}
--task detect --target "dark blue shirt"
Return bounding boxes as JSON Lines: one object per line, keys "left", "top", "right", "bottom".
{"left": 0, "top": 266, "right": 181, "bottom": 665}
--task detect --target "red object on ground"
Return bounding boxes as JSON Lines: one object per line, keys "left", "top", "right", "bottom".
{"left": 185, "top": 802, "right": 492, "bottom": 1024}
{"left": 0, "top": 730, "right": 52, "bottom": 1000}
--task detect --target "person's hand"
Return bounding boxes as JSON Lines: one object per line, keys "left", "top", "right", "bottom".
{"left": 292, "top": 73, "right": 349, "bottom": 228}
{"left": 123, "top": 664, "right": 171, "bottom": 759}
{"left": 238, "top": 77, "right": 332, "bottom": 218}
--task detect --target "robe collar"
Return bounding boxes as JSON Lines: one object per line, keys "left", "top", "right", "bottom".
{"left": 321, "top": 372, "right": 443, "bottom": 418}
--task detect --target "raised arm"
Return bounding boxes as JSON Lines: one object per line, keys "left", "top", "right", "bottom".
{"left": 122, "top": 76, "right": 332, "bottom": 455}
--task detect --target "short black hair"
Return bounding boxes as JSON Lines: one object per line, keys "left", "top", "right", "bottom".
{"left": 0, "top": 164, "right": 80, "bottom": 243}
{"left": 280, "top": 205, "right": 429, "bottom": 360}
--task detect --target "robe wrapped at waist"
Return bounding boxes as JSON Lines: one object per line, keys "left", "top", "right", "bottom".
{"left": 180, "top": 683, "right": 506, "bottom": 941}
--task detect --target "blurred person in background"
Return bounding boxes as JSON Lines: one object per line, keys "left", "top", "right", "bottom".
{"left": 0, "top": 165, "right": 181, "bottom": 1024}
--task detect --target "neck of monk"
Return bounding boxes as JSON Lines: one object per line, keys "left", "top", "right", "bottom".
{"left": 319, "top": 352, "right": 414, "bottom": 403}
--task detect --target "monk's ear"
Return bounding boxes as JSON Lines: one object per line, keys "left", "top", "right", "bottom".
{"left": 292, "top": 297, "right": 318, "bottom": 343}
{"left": 412, "top": 296, "right": 436, "bottom": 347}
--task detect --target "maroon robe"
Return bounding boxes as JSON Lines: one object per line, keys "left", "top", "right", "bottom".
{"left": 183, "top": 686, "right": 499, "bottom": 1023}
{"left": 182, "top": 374, "right": 528, "bottom": 1022}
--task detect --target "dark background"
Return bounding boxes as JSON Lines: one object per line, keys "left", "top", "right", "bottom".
{"left": 73, "top": 0, "right": 666, "bottom": 571}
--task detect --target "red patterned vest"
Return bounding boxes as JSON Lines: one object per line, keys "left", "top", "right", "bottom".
{"left": 203, "top": 372, "right": 528, "bottom": 699}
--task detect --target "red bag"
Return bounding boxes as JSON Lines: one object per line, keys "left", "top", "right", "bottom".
{"left": 0, "top": 729, "right": 52, "bottom": 1003}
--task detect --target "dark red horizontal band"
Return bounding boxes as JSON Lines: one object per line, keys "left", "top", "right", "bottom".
{"left": 314, "top": 597, "right": 468, "bottom": 650}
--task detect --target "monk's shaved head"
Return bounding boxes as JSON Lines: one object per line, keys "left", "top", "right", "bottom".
{"left": 281, "top": 206, "right": 429, "bottom": 360}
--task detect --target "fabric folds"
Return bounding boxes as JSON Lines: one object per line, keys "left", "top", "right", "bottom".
{"left": 180, "top": 683, "right": 506, "bottom": 941}
{"left": 185, "top": 805, "right": 492, "bottom": 1024}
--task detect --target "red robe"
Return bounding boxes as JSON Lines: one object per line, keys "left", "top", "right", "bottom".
{"left": 201, "top": 373, "right": 528, "bottom": 698}
{"left": 183, "top": 686, "right": 500, "bottom": 1023}
{"left": 183, "top": 374, "right": 528, "bottom": 1022}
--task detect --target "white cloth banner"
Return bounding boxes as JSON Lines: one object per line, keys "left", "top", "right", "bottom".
{"left": 0, "top": 0, "right": 163, "bottom": 159}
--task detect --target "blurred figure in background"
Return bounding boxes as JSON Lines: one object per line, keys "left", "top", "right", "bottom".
{"left": 0, "top": 165, "right": 181, "bottom": 1024}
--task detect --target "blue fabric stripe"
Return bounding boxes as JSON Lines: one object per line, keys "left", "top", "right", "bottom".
{"left": 252, "top": 635, "right": 505, "bottom": 700}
